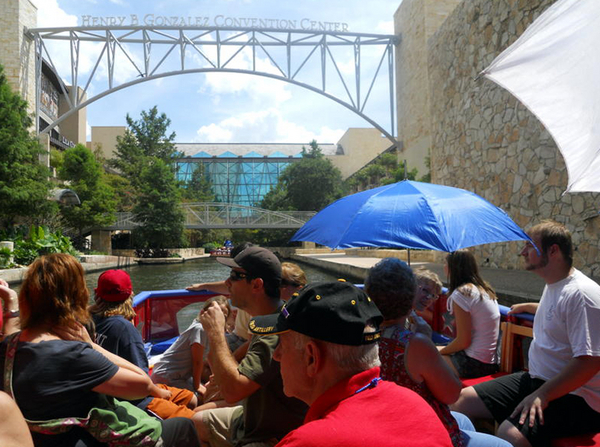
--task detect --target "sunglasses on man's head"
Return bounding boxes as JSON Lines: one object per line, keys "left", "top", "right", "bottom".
{"left": 229, "top": 270, "right": 252, "bottom": 281}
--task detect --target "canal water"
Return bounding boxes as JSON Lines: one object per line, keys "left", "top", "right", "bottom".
{"left": 82, "top": 257, "right": 342, "bottom": 296}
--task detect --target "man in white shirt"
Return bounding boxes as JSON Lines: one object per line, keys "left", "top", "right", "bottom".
{"left": 452, "top": 220, "right": 600, "bottom": 447}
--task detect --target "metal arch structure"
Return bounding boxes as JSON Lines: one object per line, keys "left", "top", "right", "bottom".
{"left": 98, "top": 202, "right": 316, "bottom": 231}
{"left": 26, "top": 25, "right": 400, "bottom": 145}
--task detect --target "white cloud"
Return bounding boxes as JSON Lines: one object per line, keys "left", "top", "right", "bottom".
{"left": 200, "top": 48, "right": 292, "bottom": 106}
{"left": 376, "top": 20, "right": 394, "bottom": 34}
{"left": 196, "top": 108, "right": 344, "bottom": 144}
{"left": 31, "top": 0, "right": 78, "bottom": 27}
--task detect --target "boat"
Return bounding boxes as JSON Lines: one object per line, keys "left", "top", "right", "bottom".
{"left": 209, "top": 248, "right": 232, "bottom": 257}
{"left": 132, "top": 288, "right": 598, "bottom": 447}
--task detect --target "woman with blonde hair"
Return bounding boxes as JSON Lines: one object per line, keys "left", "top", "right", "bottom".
{"left": 438, "top": 249, "right": 500, "bottom": 378}
{"left": 0, "top": 254, "right": 199, "bottom": 447}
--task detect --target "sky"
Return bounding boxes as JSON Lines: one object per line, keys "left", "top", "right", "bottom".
{"left": 31, "top": 0, "right": 400, "bottom": 145}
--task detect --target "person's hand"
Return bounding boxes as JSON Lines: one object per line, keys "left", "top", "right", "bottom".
{"left": 510, "top": 389, "right": 548, "bottom": 427}
{"left": 53, "top": 320, "right": 93, "bottom": 344}
{"left": 200, "top": 302, "right": 226, "bottom": 336}
{"left": 203, "top": 378, "right": 222, "bottom": 403}
{"left": 509, "top": 302, "right": 537, "bottom": 315}
{"left": 158, "top": 387, "right": 172, "bottom": 400}
{"left": 0, "top": 279, "right": 18, "bottom": 308}
{"left": 410, "top": 311, "right": 433, "bottom": 339}
{"left": 186, "top": 283, "right": 207, "bottom": 291}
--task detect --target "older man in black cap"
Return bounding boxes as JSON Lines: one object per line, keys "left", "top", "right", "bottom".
{"left": 197, "top": 246, "right": 307, "bottom": 447}
{"left": 249, "top": 280, "right": 453, "bottom": 447}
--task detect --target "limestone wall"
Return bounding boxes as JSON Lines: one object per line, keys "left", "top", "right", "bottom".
{"left": 427, "top": 0, "right": 600, "bottom": 276}
{"left": 327, "top": 128, "right": 392, "bottom": 179}
{"left": 394, "top": 0, "right": 462, "bottom": 176}
{"left": 0, "top": 0, "right": 37, "bottom": 117}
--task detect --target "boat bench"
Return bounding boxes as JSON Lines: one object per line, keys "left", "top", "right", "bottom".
{"left": 459, "top": 314, "right": 599, "bottom": 447}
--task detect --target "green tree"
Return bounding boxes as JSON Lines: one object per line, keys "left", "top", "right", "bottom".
{"left": 110, "top": 106, "right": 178, "bottom": 182}
{"left": 261, "top": 141, "right": 344, "bottom": 212}
{"left": 59, "top": 144, "right": 116, "bottom": 234}
{"left": 182, "top": 164, "right": 214, "bottom": 202}
{"left": 0, "top": 64, "right": 56, "bottom": 229}
{"left": 132, "top": 159, "right": 184, "bottom": 249}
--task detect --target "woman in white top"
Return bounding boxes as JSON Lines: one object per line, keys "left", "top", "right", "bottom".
{"left": 438, "top": 249, "right": 500, "bottom": 378}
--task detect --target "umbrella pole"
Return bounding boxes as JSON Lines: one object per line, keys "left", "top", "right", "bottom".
{"left": 407, "top": 248, "right": 411, "bottom": 266}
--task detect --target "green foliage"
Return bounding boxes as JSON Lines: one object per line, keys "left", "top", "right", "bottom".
{"left": 300, "top": 140, "right": 323, "bottom": 158}
{"left": 345, "top": 150, "right": 425, "bottom": 193}
{"left": 202, "top": 242, "right": 221, "bottom": 252}
{"left": 0, "top": 64, "right": 55, "bottom": 229}
{"left": 105, "top": 173, "right": 136, "bottom": 212}
{"left": 261, "top": 141, "right": 344, "bottom": 212}
{"left": 50, "top": 148, "right": 64, "bottom": 172}
{"left": 8, "top": 225, "right": 78, "bottom": 266}
{"left": 132, "top": 159, "right": 185, "bottom": 249}
{"left": 182, "top": 164, "right": 214, "bottom": 202}
{"left": 0, "top": 247, "right": 12, "bottom": 269}
{"left": 59, "top": 144, "right": 117, "bottom": 233}
{"left": 110, "top": 107, "right": 185, "bottom": 249}
{"left": 110, "top": 106, "right": 178, "bottom": 183}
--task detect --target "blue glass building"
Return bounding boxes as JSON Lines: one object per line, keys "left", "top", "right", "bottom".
{"left": 175, "top": 143, "right": 337, "bottom": 208}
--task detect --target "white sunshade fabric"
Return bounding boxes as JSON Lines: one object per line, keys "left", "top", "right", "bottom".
{"left": 481, "top": 0, "right": 600, "bottom": 193}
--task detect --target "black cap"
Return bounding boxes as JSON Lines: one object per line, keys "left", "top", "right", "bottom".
{"left": 249, "top": 281, "right": 383, "bottom": 345}
{"left": 217, "top": 246, "right": 282, "bottom": 283}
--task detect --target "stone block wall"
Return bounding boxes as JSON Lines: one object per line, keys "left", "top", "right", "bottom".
{"left": 427, "top": 0, "right": 600, "bottom": 276}
{"left": 0, "top": 0, "right": 37, "bottom": 117}
{"left": 394, "top": 0, "right": 462, "bottom": 177}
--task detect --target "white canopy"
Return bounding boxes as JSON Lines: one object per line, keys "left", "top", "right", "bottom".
{"left": 482, "top": 0, "right": 600, "bottom": 193}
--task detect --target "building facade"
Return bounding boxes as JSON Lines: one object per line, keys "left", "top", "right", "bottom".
{"left": 395, "top": 0, "right": 600, "bottom": 277}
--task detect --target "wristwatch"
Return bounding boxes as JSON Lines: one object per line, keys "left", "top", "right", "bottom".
{"left": 3, "top": 309, "right": 19, "bottom": 319}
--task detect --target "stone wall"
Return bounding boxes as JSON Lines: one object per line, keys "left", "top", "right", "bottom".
{"left": 427, "top": 0, "right": 600, "bottom": 276}
{"left": 0, "top": 0, "right": 37, "bottom": 117}
{"left": 394, "top": 0, "right": 462, "bottom": 176}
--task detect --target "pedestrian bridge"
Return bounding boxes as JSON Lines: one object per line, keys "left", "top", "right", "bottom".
{"left": 99, "top": 202, "right": 316, "bottom": 230}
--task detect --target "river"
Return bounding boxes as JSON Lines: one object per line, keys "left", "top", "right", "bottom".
{"left": 82, "top": 257, "right": 341, "bottom": 296}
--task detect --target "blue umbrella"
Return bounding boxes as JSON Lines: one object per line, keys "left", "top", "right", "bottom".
{"left": 290, "top": 180, "right": 532, "bottom": 252}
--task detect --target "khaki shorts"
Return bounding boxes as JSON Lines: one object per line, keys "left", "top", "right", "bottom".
{"left": 201, "top": 406, "right": 278, "bottom": 447}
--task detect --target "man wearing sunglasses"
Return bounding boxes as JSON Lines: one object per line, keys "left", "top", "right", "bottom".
{"left": 197, "top": 246, "right": 308, "bottom": 447}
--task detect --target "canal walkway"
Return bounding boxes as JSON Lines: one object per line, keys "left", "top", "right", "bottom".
{"left": 291, "top": 252, "right": 548, "bottom": 306}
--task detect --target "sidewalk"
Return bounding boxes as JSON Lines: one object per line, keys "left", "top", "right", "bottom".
{"left": 292, "top": 253, "right": 547, "bottom": 306}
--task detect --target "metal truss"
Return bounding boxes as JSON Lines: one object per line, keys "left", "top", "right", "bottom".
{"left": 27, "top": 25, "right": 399, "bottom": 144}
{"left": 99, "top": 202, "right": 315, "bottom": 231}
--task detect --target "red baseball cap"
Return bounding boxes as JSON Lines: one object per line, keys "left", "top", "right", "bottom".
{"left": 95, "top": 270, "right": 133, "bottom": 302}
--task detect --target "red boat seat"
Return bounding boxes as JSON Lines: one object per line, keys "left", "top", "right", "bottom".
{"left": 461, "top": 372, "right": 508, "bottom": 388}
{"left": 551, "top": 433, "right": 600, "bottom": 447}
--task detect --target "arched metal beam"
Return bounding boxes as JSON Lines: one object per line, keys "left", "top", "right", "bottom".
{"left": 40, "top": 67, "right": 399, "bottom": 146}
{"left": 28, "top": 26, "right": 399, "bottom": 147}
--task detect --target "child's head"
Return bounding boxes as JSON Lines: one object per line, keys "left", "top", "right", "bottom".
{"left": 89, "top": 270, "right": 135, "bottom": 321}
{"left": 200, "top": 295, "right": 231, "bottom": 320}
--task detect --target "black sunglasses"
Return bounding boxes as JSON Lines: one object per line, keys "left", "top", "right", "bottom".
{"left": 229, "top": 270, "right": 252, "bottom": 281}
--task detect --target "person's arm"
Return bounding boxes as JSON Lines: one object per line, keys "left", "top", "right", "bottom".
{"left": 511, "top": 356, "right": 600, "bottom": 427}
{"left": 0, "top": 391, "right": 34, "bottom": 447}
{"left": 201, "top": 303, "right": 260, "bottom": 403}
{"left": 407, "top": 334, "right": 462, "bottom": 405}
{"left": 187, "top": 281, "right": 228, "bottom": 293}
{"left": 192, "top": 342, "right": 205, "bottom": 392}
{"left": 438, "top": 302, "right": 472, "bottom": 355}
{"left": 55, "top": 321, "right": 157, "bottom": 400}
{"left": 508, "top": 302, "right": 539, "bottom": 315}
{"left": 232, "top": 340, "right": 250, "bottom": 362}
{"left": 0, "top": 279, "right": 20, "bottom": 336}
